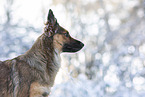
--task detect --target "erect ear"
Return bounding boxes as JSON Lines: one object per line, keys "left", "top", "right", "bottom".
{"left": 47, "top": 9, "right": 58, "bottom": 26}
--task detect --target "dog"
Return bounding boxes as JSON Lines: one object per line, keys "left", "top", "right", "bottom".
{"left": 0, "top": 9, "right": 84, "bottom": 97}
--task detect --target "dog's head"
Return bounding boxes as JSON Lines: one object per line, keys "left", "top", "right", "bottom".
{"left": 44, "top": 9, "right": 84, "bottom": 53}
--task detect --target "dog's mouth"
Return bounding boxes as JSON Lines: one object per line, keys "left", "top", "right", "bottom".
{"left": 62, "top": 40, "right": 84, "bottom": 53}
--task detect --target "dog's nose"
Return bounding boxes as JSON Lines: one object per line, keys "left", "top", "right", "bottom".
{"left": 80, "top": 42, "right": 84, "bottom": 47}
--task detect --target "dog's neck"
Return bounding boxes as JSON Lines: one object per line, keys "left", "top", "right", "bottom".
{"left": 20, "top": 35, "right": 61, "bottom": 86}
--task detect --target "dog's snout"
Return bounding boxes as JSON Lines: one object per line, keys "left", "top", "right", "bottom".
{"left": 62, "top": 38, "right": 84, "bottom": 53}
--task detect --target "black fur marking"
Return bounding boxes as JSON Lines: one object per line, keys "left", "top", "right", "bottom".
{"left": 62, "top": 40, "right": 84, "bottom": 52}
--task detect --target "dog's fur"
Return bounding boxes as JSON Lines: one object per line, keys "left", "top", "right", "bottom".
{"left": 0, "top": 9, "right": 84, "bottom": 97}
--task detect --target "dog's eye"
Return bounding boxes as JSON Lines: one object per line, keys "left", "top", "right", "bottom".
{"left": 64, "top": 33, "right": 69, "bottom": 37}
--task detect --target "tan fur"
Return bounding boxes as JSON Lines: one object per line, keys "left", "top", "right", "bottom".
{"left": 53, "top": 34, "right": 64, "bottom": 53}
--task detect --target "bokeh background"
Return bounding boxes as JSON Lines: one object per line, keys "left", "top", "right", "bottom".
{"left": 0, "top": 0, "right": 145, "bottom": 97}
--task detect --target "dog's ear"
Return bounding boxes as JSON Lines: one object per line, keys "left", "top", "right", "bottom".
{"left": 47, "top": 9, "right": 58, "bottom": 26}
{"left": 45, "top": 9, "right": 59, "bottom": 37}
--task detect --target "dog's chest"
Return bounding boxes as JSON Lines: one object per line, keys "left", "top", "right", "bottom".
{"left": 29, "top": 52, "right": 61, "bottom": 97}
